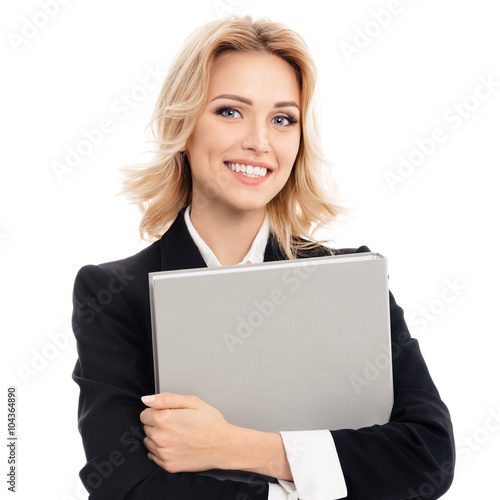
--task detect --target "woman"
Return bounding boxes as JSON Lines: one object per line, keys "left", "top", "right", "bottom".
{"left": 71, "top": 15, "right": 455, "bottom": 500}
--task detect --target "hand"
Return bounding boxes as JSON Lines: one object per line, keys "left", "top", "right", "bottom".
{"left": 140, "top": 392, "right": 232, "bottom": 473}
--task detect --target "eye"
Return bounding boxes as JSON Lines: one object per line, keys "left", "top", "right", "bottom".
{"left": 215, "top": 106, "right": 241, "bottom": 119}
{"left": 272, "top": 115, "right": 297, "bottom": 127}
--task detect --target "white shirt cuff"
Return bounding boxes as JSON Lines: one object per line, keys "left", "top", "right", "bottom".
{"left": 268, "top": 482, "right": 297, "bottom": 500}
{"left": 279, "top": 430, "right": 347, "bottom": 500}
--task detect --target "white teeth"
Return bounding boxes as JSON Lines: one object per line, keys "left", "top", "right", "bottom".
{"left": 225, "top": 162, "right": 268, "bottom": 178}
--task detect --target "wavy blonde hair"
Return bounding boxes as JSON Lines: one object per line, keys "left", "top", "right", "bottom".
{"left": 120, "top": 15, "right": 346, "bottom": 259}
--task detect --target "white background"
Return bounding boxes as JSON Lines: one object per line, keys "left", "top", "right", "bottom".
{"left": 1, "top": 1, "right": 499, "bottom": 498}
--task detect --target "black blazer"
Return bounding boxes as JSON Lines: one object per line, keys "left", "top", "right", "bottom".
{"left": 72, "top": 207, "right": 455, "bottom": 499}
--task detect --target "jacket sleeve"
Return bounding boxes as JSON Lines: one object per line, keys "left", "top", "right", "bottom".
{"left": 330, "top": 288, "right": 456, "bottom": 499}
{"left": 71, "top": 264, "right": 269, "bottom": 500}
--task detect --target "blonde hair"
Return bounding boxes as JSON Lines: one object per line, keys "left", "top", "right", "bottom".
{"left": 120, "top": 15, "right": 346, "bottom": 259}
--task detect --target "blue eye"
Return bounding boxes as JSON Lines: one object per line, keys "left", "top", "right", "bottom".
{"left": 214, "top": 105, "right": 298, "bottom": 126}
{"left": 272, "top": 115, "right": 296, "bottom": 126}
{"left": 272, "top": 115, "right": 298, "bottom": 127}
{"left": 215, "top": 106, "right": 241, "bottom": 119}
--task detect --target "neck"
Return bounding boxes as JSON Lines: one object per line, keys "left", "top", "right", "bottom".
{"left": 189, "top": 203, "right": 266, "bottom": 266}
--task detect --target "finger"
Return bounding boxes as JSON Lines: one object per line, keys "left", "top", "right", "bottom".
{"left": 140, "top": 408, "right": 156, "bottom": 426}
{"left": 143, "top": 435, "right": 158, "bottom": 455}
{"left": 142, "top": 423, "right": 154, "bottom": 438}
{"left": 147, "top": 451, "right": 164, "bottom": 469}
{"left": 141, "top": 407, "right": 176, "bottom": 427}
{"left": 140, "top": 392, "right": 202, "bottom": 410}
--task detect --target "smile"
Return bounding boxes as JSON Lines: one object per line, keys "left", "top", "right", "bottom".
{"left": 224, "top": 162, "right": 268, "bottom": 178}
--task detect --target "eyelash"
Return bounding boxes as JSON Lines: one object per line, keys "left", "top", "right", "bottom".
{"left": 214, "top": 105, "right": 298, "bottom": 126}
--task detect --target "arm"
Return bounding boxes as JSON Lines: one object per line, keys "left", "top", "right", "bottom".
{"left": 329, "top": 290, "right": 455, "bottom": 499}
{"left": 141, "top": 393, "right": 296, "bottom": 499}
{"left": 140, "top": 392, "right": 293, "bottom": 479}
{"left": 236, "top": 288, "right": 455, "bottom": 500}
{"left": 263, "top": 290, "right": 454, "bottom": 500}
{"left": 72, "top": 264, "right": 270, "bottom": 500}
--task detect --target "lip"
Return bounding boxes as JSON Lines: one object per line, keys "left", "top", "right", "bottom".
{"left": 224, "top": 159, "right": 275, "bottom": 172}
{"left": 224, "top": 161, "right": 271, "bottom": 186}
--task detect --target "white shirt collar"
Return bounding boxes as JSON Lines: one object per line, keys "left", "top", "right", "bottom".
{"left": 184, "top": 205, "right": 269, "bottom": 268}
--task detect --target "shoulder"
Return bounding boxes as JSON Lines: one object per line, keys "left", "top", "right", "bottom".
{"left": 72, "top": 240, "right": 162, "bottom": 319}
{"left": 75, "top": 239, "right": 161, "bottom": 281}
{"left": 334, "top": 244, "right": 371, "bottom": 255}
{"left": 296, "top": 242, "right": 372, "bottom": 258}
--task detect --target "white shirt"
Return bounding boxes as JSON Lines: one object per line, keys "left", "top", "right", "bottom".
{"left": 184, "top": 206, "right": 348, "bottom": 500}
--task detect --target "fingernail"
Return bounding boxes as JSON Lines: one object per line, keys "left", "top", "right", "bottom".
{"left": 141, "top": 395, "right": 155, "bottom": 403}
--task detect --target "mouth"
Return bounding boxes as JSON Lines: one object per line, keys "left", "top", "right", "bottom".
{"left": 224, "top": 161, "right": 271, "bottom": 179}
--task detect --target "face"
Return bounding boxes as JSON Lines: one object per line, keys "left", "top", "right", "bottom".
{"left": 183, "top": 51, "right": 301, "bottom": 217}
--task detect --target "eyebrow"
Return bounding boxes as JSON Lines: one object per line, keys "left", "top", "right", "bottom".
{"left": 210, "top": 94, "right": 300, "bottom": 110}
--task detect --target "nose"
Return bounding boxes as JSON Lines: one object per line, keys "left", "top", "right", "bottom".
{"left": 241, "top": 118, "right": 270, "bottom": 154}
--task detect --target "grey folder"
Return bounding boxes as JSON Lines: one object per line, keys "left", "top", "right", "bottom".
{"left": 149, "top": 251, "right": 394, "bottom": 434}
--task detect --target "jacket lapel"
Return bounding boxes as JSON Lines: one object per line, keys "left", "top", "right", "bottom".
{"left": 263, "top": 232, "right": 288, "bottom": 262}
{"left": 159, "top": 207, "right": 207, "bottom": 271}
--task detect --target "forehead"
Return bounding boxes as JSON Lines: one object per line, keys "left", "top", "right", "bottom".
{"left": 208, "top": 51, "right": 301, "bottom": 104}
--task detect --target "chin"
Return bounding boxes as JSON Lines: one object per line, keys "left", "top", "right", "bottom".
{"left": 225, "top": 197, "right": 269, "bottom": 214}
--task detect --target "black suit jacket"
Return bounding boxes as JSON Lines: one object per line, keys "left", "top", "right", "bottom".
{"left": 72, "top": 207, "right": 455, "bottom": 499}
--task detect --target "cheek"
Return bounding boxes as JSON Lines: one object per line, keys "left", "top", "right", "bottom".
{"left": 191, "top": 120, "right": 234, "bottom": 162}
{"left": 188, "top": 125, "right": 210, "bottom": 159}
{"left": 276, "top": 140, "right": 300, "bottom": 174}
